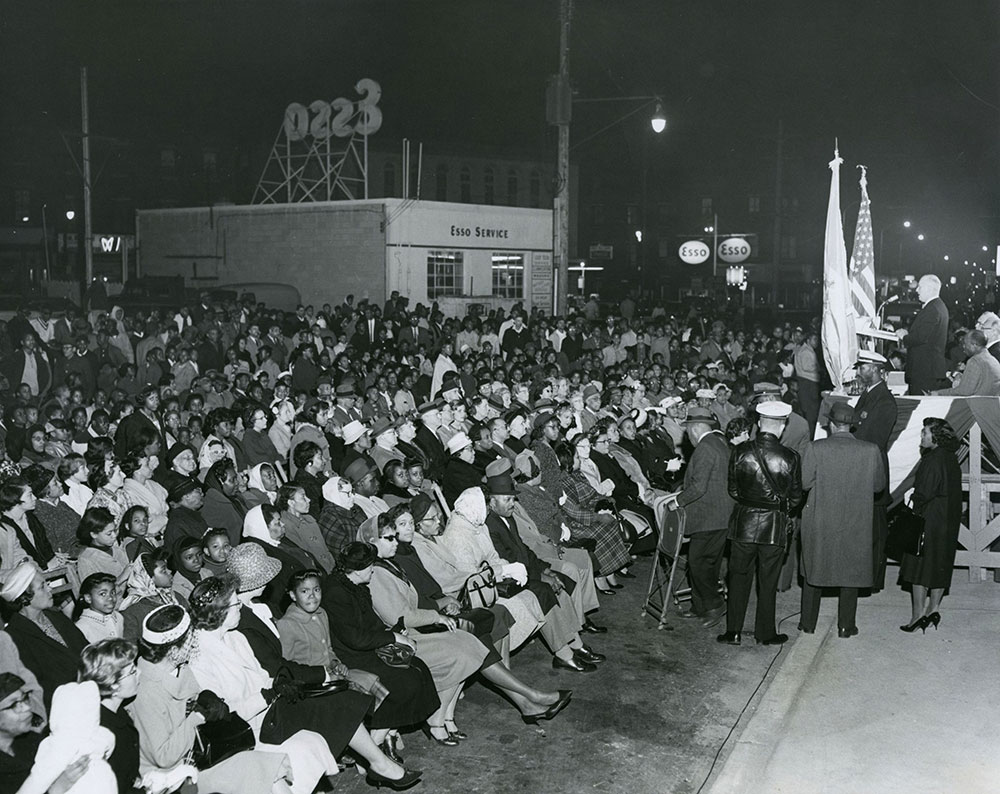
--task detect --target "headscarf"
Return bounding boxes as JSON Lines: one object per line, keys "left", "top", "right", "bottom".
{"left": 322, "top": 476, "right": 354, "bottom": 509}
{"left": 21, "top": 424, "right": 47, "bottom": 463}
{"left": 247, "top": 463, "right": 276, "bottom": 504}
{"left": 453, "top": 487, "right": 487, "bottom": 526}
{"left": 357, "top": 514, "right": 380, "bottom": 544}
{"left": 243, "top": 504, "right": 278, "bottom": 547}
{"left": 119, "top": 553, "right": 177, "bottom": 610}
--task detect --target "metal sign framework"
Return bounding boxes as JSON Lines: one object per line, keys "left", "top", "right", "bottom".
{"left": 253, "top": 124, "right": 369, "bottom": 204}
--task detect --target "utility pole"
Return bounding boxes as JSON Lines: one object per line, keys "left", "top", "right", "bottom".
{"left": 553, "top": 0, "right": 572, "bottom": 315}
{"left": 81, "top": 66, "right": 94, "bottom": 290}
{"left": 770, "top": 118, "right": 784, "bottom": 304}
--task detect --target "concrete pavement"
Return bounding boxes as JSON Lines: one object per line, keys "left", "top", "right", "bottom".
{"left": 706, "top": 567, "right": 1000, "bottom": 794}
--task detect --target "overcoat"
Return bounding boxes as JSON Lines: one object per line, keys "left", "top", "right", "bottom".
{"left": 905, "top": 296, "right": 949, "bottom": 392}
{"left": 800, "top": 431, "right": 885, "bottom": 587}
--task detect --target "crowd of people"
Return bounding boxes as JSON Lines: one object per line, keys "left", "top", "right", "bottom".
{"left": 0, "top": 272, "right": 972, "bottom": 793}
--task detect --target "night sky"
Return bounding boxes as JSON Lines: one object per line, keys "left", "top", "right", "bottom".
{"left": 2, "top": 0, "right": 997, "bottom": 264}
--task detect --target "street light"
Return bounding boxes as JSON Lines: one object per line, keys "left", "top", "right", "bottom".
{"left": 917, "top": 234, "right": 925, "bottom": 241}
{"left": 903, "top": 220, "right": 911, "bottom": 228}
{"left": 65, "top": 210, "right": 75, "bottom": 221}
{"left": 651, "top": 102, "right": 666, "bottom": 134}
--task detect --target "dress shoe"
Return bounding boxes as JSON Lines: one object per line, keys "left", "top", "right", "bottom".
{"left": 381, "top": 737, "right": 404, "bottom": 764}
{"left": 522, "top": 690, "right": 573, "bottom": 724}
{"left": 552, "top": 655, "right": 597, "bottom": 673}
{"left": 596, "top": 587, "right": 617, "bottom": 596}
{"left": 582, "top": 620, "right": 608, "bottom": 634}
{"left": 422, "top": 725, "right": 459, "bottom": 746}
{"left": 716, "top": 631, "right": 741, "bottom": 645}
{"left": 610, "top": 582, "right": 625, "bottom": 590}
{"left": 573, "top": 646, "right": 606, "bottom": 664}
{"left": 755, "top": 633, "right": 789, "bottom": 646}
{"left": 797, "top": 624, "right": 815, "bottom": 634}
{"left": 837, "top": 626, "right": 859, "bottom": 639}
{"left": 365, "top": 768, "right": 423, "bottom": 791}
{"left": 677, "top": 608, "right": 702, "bottom": 619}
{"left": 616, "top": 569, "right": 636, "bottom": 579}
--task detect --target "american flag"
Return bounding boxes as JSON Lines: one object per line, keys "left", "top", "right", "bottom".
{"left": 849, "top": 167, "right": 877, "bottom": 326}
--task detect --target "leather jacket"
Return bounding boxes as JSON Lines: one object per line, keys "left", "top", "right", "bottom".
{"left": 727, "top": 433, "right": 803, "bottom": 546}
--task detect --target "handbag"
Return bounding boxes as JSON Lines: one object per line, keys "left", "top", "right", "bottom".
{"left": 459, "top": 562, "right": 498, "bottom": 609}
{"left": 192, "top": 712, "right": 255, "bottom": 769}
{"left": 375, "top": 642, "right": 415, "bottom": 668}
{"left": 886, "top": 504, "right": 925, "bottom": 562}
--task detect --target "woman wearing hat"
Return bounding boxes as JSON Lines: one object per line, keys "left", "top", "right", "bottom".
{"left": 441, "top": 432, "right": 484, "bottom": 509}
{"left": 360, "top": 514, "right": 570, "bottom": 740}
{"left": 130, "top": 604, "right": 303, "bottom": 794}
{"left": 187, "top": 574, "right": 420, "bottom": 791}
{"left": 118, "top": 448, "right": 170, "bottom": 540}
{"left": 18, "top": 425, "right": 54, "bottom": 469}
{"left": 245, "top": 462, "right": 280, "bottom": 509}
{"left": 1, "top": 562, "right": 88, "bottom": 708}
{"left": 120, "top": 549, "right": 178, "bottom": 641}
{"left": 242, "top": 504, "right": 317, "bottom": 609}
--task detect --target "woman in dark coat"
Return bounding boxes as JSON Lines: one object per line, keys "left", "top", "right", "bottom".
{"left": 1, "top": 562, "right": 89, "bottom": 709}
{"left": 200, "top": 459, "right": 247, "bottom": 545}
{"left": 321, "top": 563, "right": 440, "bottom": 730}
{"left": 899, "top": 417, "right": 962, "bottom": 632}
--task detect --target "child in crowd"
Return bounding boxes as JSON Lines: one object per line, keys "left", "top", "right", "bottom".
{"left": 119, "top": 549, "right": 178, "bottom": 641}
{"left": 119, "top": 505, "right": 155, "bottom": 562}
{"left": 75, "top": 507, "right": 131, "bottom": 590}
{"left": 170, "top": 536, "right": 210, "bottom": 603}
{"left": 200, "top": 527, "right": 232, "bottom": 576}
{"left": 74, "top": 572, "right": 124, "bottom": 643}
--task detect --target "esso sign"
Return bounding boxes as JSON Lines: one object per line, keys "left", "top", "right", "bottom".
{"left": 284, "top": 78, "right": 383, "bottom": 142}
{"left": 718, "top": 237, "right": 751, "bottom": 263}
{"left": 678, "top": 240, "right": 710, "bottom": 264}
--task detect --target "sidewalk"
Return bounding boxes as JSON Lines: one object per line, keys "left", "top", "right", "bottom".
{"left": 706, "top": 569, "right": 1000, "bottom": 794}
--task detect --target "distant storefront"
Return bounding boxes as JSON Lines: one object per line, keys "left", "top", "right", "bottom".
{"left": 137, "top": 199, "right": 553, "bottom": 313}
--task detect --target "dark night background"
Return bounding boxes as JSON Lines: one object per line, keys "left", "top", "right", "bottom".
{"left": 1, "top": 0, "right": 998, "bottom": 290}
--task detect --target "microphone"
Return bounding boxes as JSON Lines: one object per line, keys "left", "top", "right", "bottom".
{"left": 883, "top": 295, "right": 900, "bottom": 305}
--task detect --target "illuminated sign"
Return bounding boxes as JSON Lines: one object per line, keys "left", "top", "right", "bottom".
{"left": 678, "top": 240, "right": 710, "bottom": 264}
{"left": 718, "top": 237, "right": 751, "bottom": 264}
{"left": 283, "top": 78, "right": 382, "bottom": 141}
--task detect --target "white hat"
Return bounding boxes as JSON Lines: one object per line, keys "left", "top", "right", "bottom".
{"left": 695, "top": 388, "right": 716, "bottom": 400}
{"left": 1, "top": 562, "right": 39, "bottom": 602}
{"left": 856, "top": 349, "right": 888, "bottom": 366}
{"left": 342, "top": 420, "right": 369, "bottom": 445}
{"left": 447, "top": 432, "right": 473, "bottom": 455}
{"left": 756, "top": 401, "right": 792, "bottom": 419}
{"left": 659, "top": 396, "right": 683, "bottom": 410}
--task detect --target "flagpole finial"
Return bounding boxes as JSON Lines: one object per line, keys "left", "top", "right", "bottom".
{"left": 856, "top": 164, "right": 868, "bottom": 193}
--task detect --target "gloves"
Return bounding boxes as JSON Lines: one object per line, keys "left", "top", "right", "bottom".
{"left": 559, "top": 523, "right": 571, "bottom": 543}
{"left": 558, "top": 491, "right": 568, "bottom": 506}
{"left": 265, "top": 679, "right": 305, "bottom": 705}
{"left": 666, "top": 457, "right": 683, "bottom": 472}
{"left": 500, "top": 562, "right": 528, "bottom": 586}
{"left": 193, "top": 690, "right": 230, "bottom": 722}
{"left": 599, "top": 479, "right": 615, "bottom": 496}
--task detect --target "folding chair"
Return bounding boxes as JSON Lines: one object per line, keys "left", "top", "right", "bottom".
{"left": 641, "top": 507, "right": 686, "bottom": 630}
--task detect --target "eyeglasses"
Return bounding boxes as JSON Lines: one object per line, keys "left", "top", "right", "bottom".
{"left": 0, "top": 693, "right": 31, "bottom": 711}
{"left": 380, "top": 534, "right": 399, "bottom": 542}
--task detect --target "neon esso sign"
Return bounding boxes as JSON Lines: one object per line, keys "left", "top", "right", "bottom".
{"left": 283, "top": 78, "right": 383, "bottom": 141}
{"left": 717, "top": 237, "right": 751, "bottom": 264}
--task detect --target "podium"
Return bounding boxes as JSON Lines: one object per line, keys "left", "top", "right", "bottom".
{"left": 641, "top": 508, "right": 686, "bottom": 630}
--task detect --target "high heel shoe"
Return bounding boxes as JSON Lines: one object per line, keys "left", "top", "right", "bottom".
{"left": 365, "top": 768, "right": 423, "bottom": 790}
{"left": 926, "top": 612, "right": 941, "bottom": 630}
{"left": 443, "top": 719, "right": 467, "bottom": 741}
{"left": 899, "top": 616, "right": 928, "bottom": 634}
{"left": 381, "top": 734, "right": 404, "bottom": 764}
{"left": 421, "top": 724, "right": 459, "bottom": 747}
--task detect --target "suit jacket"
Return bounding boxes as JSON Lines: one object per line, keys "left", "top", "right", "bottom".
{"left": 800, "top": 431, "right": 885, "bottom": 587}
{"left": 484, "top": 511, "right": 558, "bottom": 613}
{"left": 415, "top": 424, "right": 447, "bottom": 477}
{"left": 905, "top": 297, "right": 949, "bottom": 392}
{"left": 397, "top": 326, "right": 431, "bottom": 351}
{"left": 853, "top": 380, "right": 898, "bottom": 504}
{"left": 677, "top": 431, "right": 734, "bottom": 533}
{"left": 4, "top": 349, "right": 52, "bottom": 397}
{"left": 936, "top": 349, "right": 1000, "bottom": 396}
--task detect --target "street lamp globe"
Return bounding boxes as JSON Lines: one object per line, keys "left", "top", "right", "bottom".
{"left": 917, "top": 234, "right": 925, "bottom": 241}
{"left": 650, "top": 102, "right": 666, "bottom": 134}
{"left": 66, "top": 210, "right": 75, "bottom": 221}
{"left": 903, "top": 220, "right": 911, "bottom": 228}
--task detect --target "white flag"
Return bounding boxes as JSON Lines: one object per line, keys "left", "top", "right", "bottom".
{"left": 821, "top": 147, "right": 858, "bottom": 392}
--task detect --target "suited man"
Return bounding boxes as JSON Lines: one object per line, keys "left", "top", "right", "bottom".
{"left": 853, "top": 349, "right": 898, "bottom": 591}
{"left": 902, "top": 274, "right": 949, "bottom": 394}
{"left": 4, "top": 333, "right": 51, "bottom": 399}
{"left": 933, "top": 330, "right": 1000, "bottom": 396}
{"left": 351, "top": 308, "right": 380, "bottom": 353}
{"left": 414, "top": 400, "right": 448, "bottom": 478}
{"left": 669, "top": 407, "right": 734, "bottom": 627}
{"left": 484, "top": 461, "right": 604, "bottom": 673}
{"left": 976, "top": 312, "right": 1000, "bottom": 364}
{"left": 397, "top": 315, "right": 431, "bottom": 351}
{"left": 799, "top": 402, "right": 885, "bottom": 638}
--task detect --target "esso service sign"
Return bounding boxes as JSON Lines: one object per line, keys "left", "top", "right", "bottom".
{"left": 718, "top": 237, "right": 751, "bottom": 264}
{"left": 678, "top": 240, "right": 710, "bottom": 265}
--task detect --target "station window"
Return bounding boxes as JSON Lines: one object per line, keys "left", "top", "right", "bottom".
{"left": 427, "top": 251, "right": 464, "bottom": 298}
{"left": 460, "top": 166, "right": 472, "bottom": 203}
{"left": 491, "top": 253, "right": 524, "bottom": 299}
{"left": 484, "top": 167, "right": 495, "bottom": 205}
{"left": 507, "top": 169, "right": 518, "bottom": 205}
{"left": 748, "top": 195, "right": 761, "bottom": 214}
